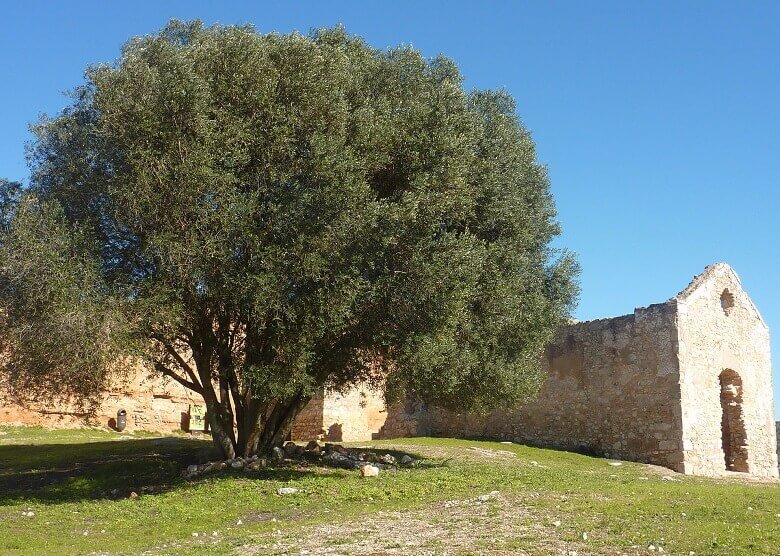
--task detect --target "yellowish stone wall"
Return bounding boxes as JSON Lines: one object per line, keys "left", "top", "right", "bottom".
{"left": 422, "top": 302, "right": 686, "bottom": 470}
{"left": 0, "top": 367, "right": 196, "bottom": 433}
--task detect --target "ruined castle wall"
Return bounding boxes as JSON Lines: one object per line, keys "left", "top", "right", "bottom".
{"left": 423, "top": 303, "right": 686, "bottom": 471}
{"left": 676, "top": 267, "right": 778, "bottom": 477}
{"left": 291, "top": 384, "right": 389, "bottom": 443}
{"left": 0, "top": 366, "right": 195, "bottom": 433}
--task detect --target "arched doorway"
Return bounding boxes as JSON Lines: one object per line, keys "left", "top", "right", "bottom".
{"left": 719, "top": 369, "right": 748, "bottom": 472}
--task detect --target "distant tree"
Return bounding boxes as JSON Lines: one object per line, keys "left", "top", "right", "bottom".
{"left": 0, "top": 21, "right": 578, "bottom": 459}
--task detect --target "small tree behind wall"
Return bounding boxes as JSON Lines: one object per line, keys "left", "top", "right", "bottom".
{"left": 0, "top": 21, "right": 579, "bottom": 459}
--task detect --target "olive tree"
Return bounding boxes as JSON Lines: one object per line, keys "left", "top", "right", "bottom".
{"left": 0, "top": 21, "right": 578, "bottom": 459}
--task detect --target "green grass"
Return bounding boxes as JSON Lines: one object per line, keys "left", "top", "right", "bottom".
{"left": 0, "top": 425, "right": 778, "bottom": 555}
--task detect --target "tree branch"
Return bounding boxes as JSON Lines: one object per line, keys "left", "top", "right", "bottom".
{"left": 151, "top": 332, "right": 202, "bottom": 390}
{"left": 154, "top": 361, "right": 204, "bottom": 395}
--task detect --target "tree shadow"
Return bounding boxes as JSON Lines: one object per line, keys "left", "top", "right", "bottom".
{"left": 0, "top": 437, "right": 315, "bottom": 506}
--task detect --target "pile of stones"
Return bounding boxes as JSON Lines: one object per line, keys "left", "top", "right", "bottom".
{"left": 183, "top": 440, "right": 418, "bottom": 479}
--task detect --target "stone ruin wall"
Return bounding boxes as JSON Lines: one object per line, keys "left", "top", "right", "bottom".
{"left": 420, "top": 302, "right": 686, "bottom": 471}
{"left": 676, "top": 266, "right": 778, "bottom": 477}
{"left": 1, "top": 265, "right": 777, "bottom": 479}
{"left": 0, "top": 366, "right": 196, "bottom": 433}
{"left": 291, "top": 385, "right": 420, "bottom": 442}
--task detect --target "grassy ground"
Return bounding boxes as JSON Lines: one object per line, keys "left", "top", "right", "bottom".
{"left": 0, "top": 426, "right": 778, "bottom": 555}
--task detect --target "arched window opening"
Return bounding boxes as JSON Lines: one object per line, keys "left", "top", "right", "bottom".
{"left": 719, "top": 369, "right": 748, "bottom": 472}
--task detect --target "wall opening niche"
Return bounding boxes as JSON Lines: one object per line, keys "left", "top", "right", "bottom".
{"left": 719, "top": 369, "right": 748, "bottom": 472}
{"left": 720, "top": 289, "right": 735, "bottom": 316}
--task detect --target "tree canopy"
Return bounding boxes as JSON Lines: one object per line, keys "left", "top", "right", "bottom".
{"left": 0, "top": 21, "right": 578, "bottom": 458}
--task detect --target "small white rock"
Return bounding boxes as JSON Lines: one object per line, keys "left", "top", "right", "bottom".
{"left": 582, "top": 532, "right": 588, "bottom": 541}
{"left": 236, "top": 519, "right": 243, "bottom": 526}
{"left": 552, "top": 520, "right": 562, "bottom": 527}
{"left": 608, "top": 461, "right": 622, "bottom": 466}
{"left": 360, "top": 464, "right": 380, "bottom": 477}
{"left": 276, "top": 487, "right": 299, "bottom": 495}
{"left": 192, "top": 532, "right": 199, "bottom": 537}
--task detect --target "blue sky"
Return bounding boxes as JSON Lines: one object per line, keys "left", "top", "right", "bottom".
{"left": 2, "top": 2, "right": 778, "bottom": 417}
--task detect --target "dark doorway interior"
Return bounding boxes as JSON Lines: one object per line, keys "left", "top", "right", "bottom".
{"left": 719, "top": 369, "right": 749, "bottom": 472}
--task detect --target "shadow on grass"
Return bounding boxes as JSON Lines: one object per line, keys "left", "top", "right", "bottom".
{"left": 0, "top": 437, "right": 315, "bottom": 506}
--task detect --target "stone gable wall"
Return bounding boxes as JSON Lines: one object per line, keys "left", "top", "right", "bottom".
{"left": 676, "top": 265, "right": 778, "bottom": 477}
{"left": 419, "top": 302, "right": 686, "bottom": 470}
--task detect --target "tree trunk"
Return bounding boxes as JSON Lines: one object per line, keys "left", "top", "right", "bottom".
{"left": 205, "top": 395, "right": 237, "bottom": 460}
{"left": 236, "top": 394, "right": 310, "bottom": 458}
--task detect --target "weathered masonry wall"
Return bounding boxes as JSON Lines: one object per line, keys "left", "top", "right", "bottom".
{"left": 0, "top": 367, "right": 195, "bottom": 433}
{"left": 423, "top": 303, "right": 686, "bottom": 471}
{"left": 676, "top": 265, "right": 778, "bottom": 477}
{"left": 291, "top": 385, "right": 419, "bottom": 442}
{"left": 291, "top": 384, "right": 387, "bottom": 442}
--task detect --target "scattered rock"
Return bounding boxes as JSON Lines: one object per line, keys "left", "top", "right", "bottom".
{"left": 186, "top": 464, "right": 199, "bottom": 475}
{"left": 284, "top": 441, "right": 303, "bottom": 458}
{"left": 552, "top": 520, "right": 561, "bottom": 527}
{"left": 304, "top": 440, "right": 320, "bottom": 451}
{"left": 661, "top": 476, "right": 676, "bottom": 481}
{"left": 276, "top": 487, "right": 299, "bottom": 496}
{"left": 379, "top": 453, "right": 396, "bottom": 465}
{"left": 581, "top": 532, "right": 588, "bottom": 541}
{"left": 21, "top": 511, "right": 35, "bottom": 517}
{"left": 324, "top": 443, "right": 349, "bottom": 455}
{"left": 360, "top": 464, "right": 380, "bottom": 477}
{"left": 129, "top": 491, "right": 139, "bottom": 499}
{"left": 400, "top": 454, "right": 416, "bottom": 465}
{"left": 321, "top": 450, "right": 356, "bottom": 469}
{"left": 607, "top": 461, "right": 622, "bottom": 466}
{"left": 230, "top": 459, "right": 244, "bottom": 469}
{"left": 236, "top": 519, "right": 243, "bottom": 526}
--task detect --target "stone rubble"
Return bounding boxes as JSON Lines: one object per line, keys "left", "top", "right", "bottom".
{"left": 182, "top": 442, "right": 419, "bottom": 479}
